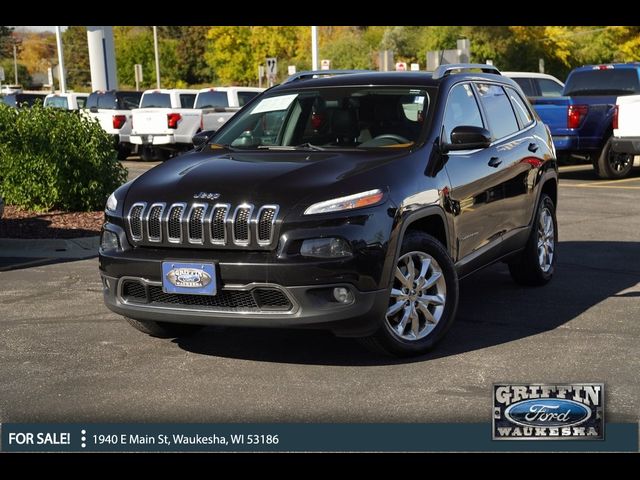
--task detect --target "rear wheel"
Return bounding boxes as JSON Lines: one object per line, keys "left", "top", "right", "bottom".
{"left": 594, "top": 136, "right": 634, "bottom": 179}
{"left": 125, "top": 316, "right": 203, "bottom": 338}
{"left": 508, "top": 193, "right": 557, "bottom": 286}
{"left": 358, "top": 231, "right": 459, "bottom": 357}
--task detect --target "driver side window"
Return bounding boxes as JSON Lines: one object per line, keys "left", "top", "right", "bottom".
{"left": 443, "top": 83, "right": 484, "bottom": 143}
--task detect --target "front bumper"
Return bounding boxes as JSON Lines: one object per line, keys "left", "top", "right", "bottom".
{"left": 101, "top": 273, "right": 387, "bottom": 337}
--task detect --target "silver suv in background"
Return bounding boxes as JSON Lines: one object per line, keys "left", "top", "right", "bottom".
{"left": 503, "top": 71, "right": 565, "bottom": 99}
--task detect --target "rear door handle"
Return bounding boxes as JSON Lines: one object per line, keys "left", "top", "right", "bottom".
{"left": 488, "top": 157, "right": 502, "bottom": 168}
{"left": 528, "top": 142, "right": 539, "bottom": 152}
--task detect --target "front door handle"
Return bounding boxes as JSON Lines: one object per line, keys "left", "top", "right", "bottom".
{"left": 488, "top": 156, "right": 502, "bottom": 168}
{"left": 528, "top": 142, "right": 539, "bottom": 152}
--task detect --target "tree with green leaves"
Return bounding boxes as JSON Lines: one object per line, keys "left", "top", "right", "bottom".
{"left": 63, "top": 26, "right": 91, "bottom": 91}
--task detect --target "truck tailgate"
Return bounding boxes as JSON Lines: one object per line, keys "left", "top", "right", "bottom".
{"left": 132, "top": 109, "right": 173, "bottom": 135}
{"left": 615, "top": 94, "right": 640, "bottom": 138}
{"left": 529, "top": 96, "right": 570, "bottom": 131}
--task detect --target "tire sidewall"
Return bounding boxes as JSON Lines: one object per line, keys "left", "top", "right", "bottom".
{"left": 598, "top": 137, "right": 633, "bottom": 179}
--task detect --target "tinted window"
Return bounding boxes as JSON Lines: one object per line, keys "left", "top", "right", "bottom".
{"left": 98, "top": 93, "right": 117, "bottom": 109}
{"left": 238, "top": 91, "right": 258, "bottom": 106}
{"left": 443, "top": 83, "right": 484, "bottom": 143}
{"left": 512, "top": 77, "right": 537, "bottom": 97}
{"left": 45, "top": 96, "right": 69, "bottom": 109}
{"left": 195, "top": 91, "right": 229, "bottom": 109}
{"left": 506, "top": 87, "right": 533, "bottom": 128}
{"left": 76, "top": 96, "right": 87, "bottom": 108}
{"left": 140, "top": 92, "right": 172, "bottom": 108}
{"left": 86, "top": 92, "right": 98, "bottom": 109}
{"left": 117, "top": 92, "right": 142, "bottom": 110}
{"left": 564, "top": 68, "right": 640, "bottom": 96}
{"left": 2, "top": 95, "right": 17, "bottom": 107}
{"left": 537, "top": 78, "right": 563, "bottom": 97}
{"left": 476, "top": 83, "right": 519, "bottom": 140}
{"left": 180, "top": 94, "right": 196, "bottom": 108}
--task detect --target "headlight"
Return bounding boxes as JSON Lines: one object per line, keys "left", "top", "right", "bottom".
{"left": 106, "top": 192, "right": 118, "bottom": 212}
{"left": 300, "top": 238, "right": 352, "bottom": 258}
{"left": 304, "top": 189, "right": 384, "bottom": 215}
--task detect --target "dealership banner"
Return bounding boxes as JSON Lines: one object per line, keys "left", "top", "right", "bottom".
{"left": 1, "top": 423, "right": 637, "bottom": 452}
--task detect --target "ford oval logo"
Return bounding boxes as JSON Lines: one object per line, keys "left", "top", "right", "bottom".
{"left": 505, "top": 399, "right": 591, "bottom": 428}
{"left": 166, "top": 267, "right": 212, "bottom": 288}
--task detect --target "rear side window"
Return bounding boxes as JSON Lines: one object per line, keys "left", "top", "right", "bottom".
{"left": 506, "top": 87, "right": 533, "bottom": 128}
{"left": 442, "top": 83, "right": 484, "bottom": 143}
{"left": 512, "top": 77, "right": 537, "bottom": 97}
{"left": 537, "top": 78, "right": 563, "bottom": 97}
{"left": 179, "top": 94, "right": 196, "bottom": 108}
{"left": 475, "top": 83, "right": 519, "bottom": 140}
{"left": 195, "top": 91, "right": 229, "bottom": 109}
{"left": 117, "top": 92, "right": 142, "bottom": 110}
{"left": 140, "top": 92, "right": 172, "bottom": 108}
{"left": 238, "top": 91, "right": 258, "bottom": 106}
{"left": 2, "top": 95, "right": 17, "bottom": 107}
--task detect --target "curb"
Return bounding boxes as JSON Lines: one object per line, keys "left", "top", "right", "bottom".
{"left": 0, "top": 236, "right": 100, "bottom": 259}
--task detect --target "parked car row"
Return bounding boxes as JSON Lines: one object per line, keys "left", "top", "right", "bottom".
{"left": 1, "top": 86, "right": 264, "bottom": 161}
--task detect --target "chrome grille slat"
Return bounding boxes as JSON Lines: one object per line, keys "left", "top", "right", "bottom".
{"left": 232, "top": 204, "right": 254, "bottom": 246}
{"left": 127, "top": 201, "right": 278, "bottom": 248}
{"left": 209, "top": 204, "right": 230, "bottom": 245}
{"left": 146, "top": 203, "right": 165, "bottom": 242}
{"left": 187, "top": 204, "right": 207, "bottom": 244}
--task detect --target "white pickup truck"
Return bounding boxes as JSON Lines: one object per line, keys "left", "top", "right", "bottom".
{"left": 44, "top": 92, "right": 89, "bottom": 110}
{"left": 611, "top": 95, "right": 640, "bottom": 177}
{"left": 129, "top": 89, "right": 199, "bottom": 160}
{"left": 85, "top": 90, "right": 143, "bottom": 160}
{"left": 195, "top": 87, "right": 264, "bottom": 132}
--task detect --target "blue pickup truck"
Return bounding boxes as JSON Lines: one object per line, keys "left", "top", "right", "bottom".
{"left": 530, "top": 63, "right": 640, "bottom": 179}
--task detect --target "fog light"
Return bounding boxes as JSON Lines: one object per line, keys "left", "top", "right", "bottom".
{"left": 300, "top": 237, "right": 352, "bottom": 258}
{"left": 101, "top": 230, "right": 120, "bottom": 251}
{"left": 333, "top": 287, "right": 353, "bottom": 303}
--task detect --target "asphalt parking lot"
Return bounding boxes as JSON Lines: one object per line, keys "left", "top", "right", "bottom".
{"left": 0, "top": 163, "right": 638, "bottom": 423}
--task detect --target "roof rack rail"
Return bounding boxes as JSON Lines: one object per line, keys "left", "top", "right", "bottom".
{"left": 283, "top": 69, "right": 371, "bottom": 83}
{"left": 432, "top": 64, "right": 501, "bottom": 80}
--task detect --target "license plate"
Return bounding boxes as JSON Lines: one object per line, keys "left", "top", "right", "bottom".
{"left": 162, "top": 262, "right": 217, "bottom": 296}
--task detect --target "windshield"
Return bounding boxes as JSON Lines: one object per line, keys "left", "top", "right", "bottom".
{"left": 212, "top": 86, "right": 431, "bottom": 150}
{"left": 564, "top": 69, "right": 640, "bottom": 96}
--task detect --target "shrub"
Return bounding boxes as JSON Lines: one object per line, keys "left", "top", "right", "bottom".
{"left": 0, "top": 103, "right": 128, "bottom": 212}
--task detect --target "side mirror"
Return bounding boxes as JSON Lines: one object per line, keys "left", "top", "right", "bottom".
{"left": 89, "top": 106, "right": 98, "bottom": 113}
{"left": 192, "top": 130, "right": 216, "bottom": 148}
{"left": 442, "top": 126, "right": 492, "bottom": 152}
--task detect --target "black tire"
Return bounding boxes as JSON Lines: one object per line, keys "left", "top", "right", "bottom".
{"left": 116, "top": 144, "right": 131, "bottom": 161}
{"left": 124, "top": 316, "right": 203, "bottom": 338}
{"left": 508, "top": 193, "right": 557, "bottom": 286}
{"left": 140, "top": 146, "right": 155, "bottom": 162}
{"left": 594, "top": 136, "right": 634, "bottom": 179}
{"left": 358, "top": 231, "right": 459, "bottom": 357}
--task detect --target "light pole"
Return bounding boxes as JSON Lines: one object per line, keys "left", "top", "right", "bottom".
{"left": 153, "top": 26, "right": 161, "bottom": 88}
{"left": 13, "top": 43, "right": 18, "bottom": 85}
{"left": 55, "top": 26, "right": 67, "bottom": 93}
{"left": 311, "top": 26, "right": 318, "bottom": 71}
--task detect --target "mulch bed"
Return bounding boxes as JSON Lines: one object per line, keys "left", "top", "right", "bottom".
{"left": 0, "top": 206, "right": 104, "bottom": 239}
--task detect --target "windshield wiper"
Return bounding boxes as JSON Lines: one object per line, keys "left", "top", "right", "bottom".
{"left": 257, "top": 143, "right": 326, "bottom": 151}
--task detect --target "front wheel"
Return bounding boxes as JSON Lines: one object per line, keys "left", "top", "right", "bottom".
{"left": 358, "top": 231, "right": 459, "bottom": 357}
{"left": 125, "top": 316, "right": 203, "bottom": 338}
{"left": 594, "top": 137, "right": 634, "bottom": 179}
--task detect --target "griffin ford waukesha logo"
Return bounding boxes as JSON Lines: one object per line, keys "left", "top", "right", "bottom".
{"left": 493, "top": 384, "right": 604, "bottom": 440}
{"left": 166, "top": 267, "right": 212, "bottom": 288}
{"left": 193, "top": 192, "right": 221, "bottom": 201}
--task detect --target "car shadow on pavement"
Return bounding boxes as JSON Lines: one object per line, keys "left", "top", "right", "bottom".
{"left": 173, "top": 240, "right": 640, "bottom": 366}
{"left": 559, "top": 166, "right": 640, "bottom": 181}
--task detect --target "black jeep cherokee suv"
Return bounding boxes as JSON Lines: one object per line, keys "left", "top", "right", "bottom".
{"left": 99, "top": 64, "right": 558, "bottom": 357}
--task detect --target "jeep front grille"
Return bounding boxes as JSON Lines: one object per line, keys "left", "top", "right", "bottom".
{"left": 126, "top": 202, "right": 279, "bottom": 249}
